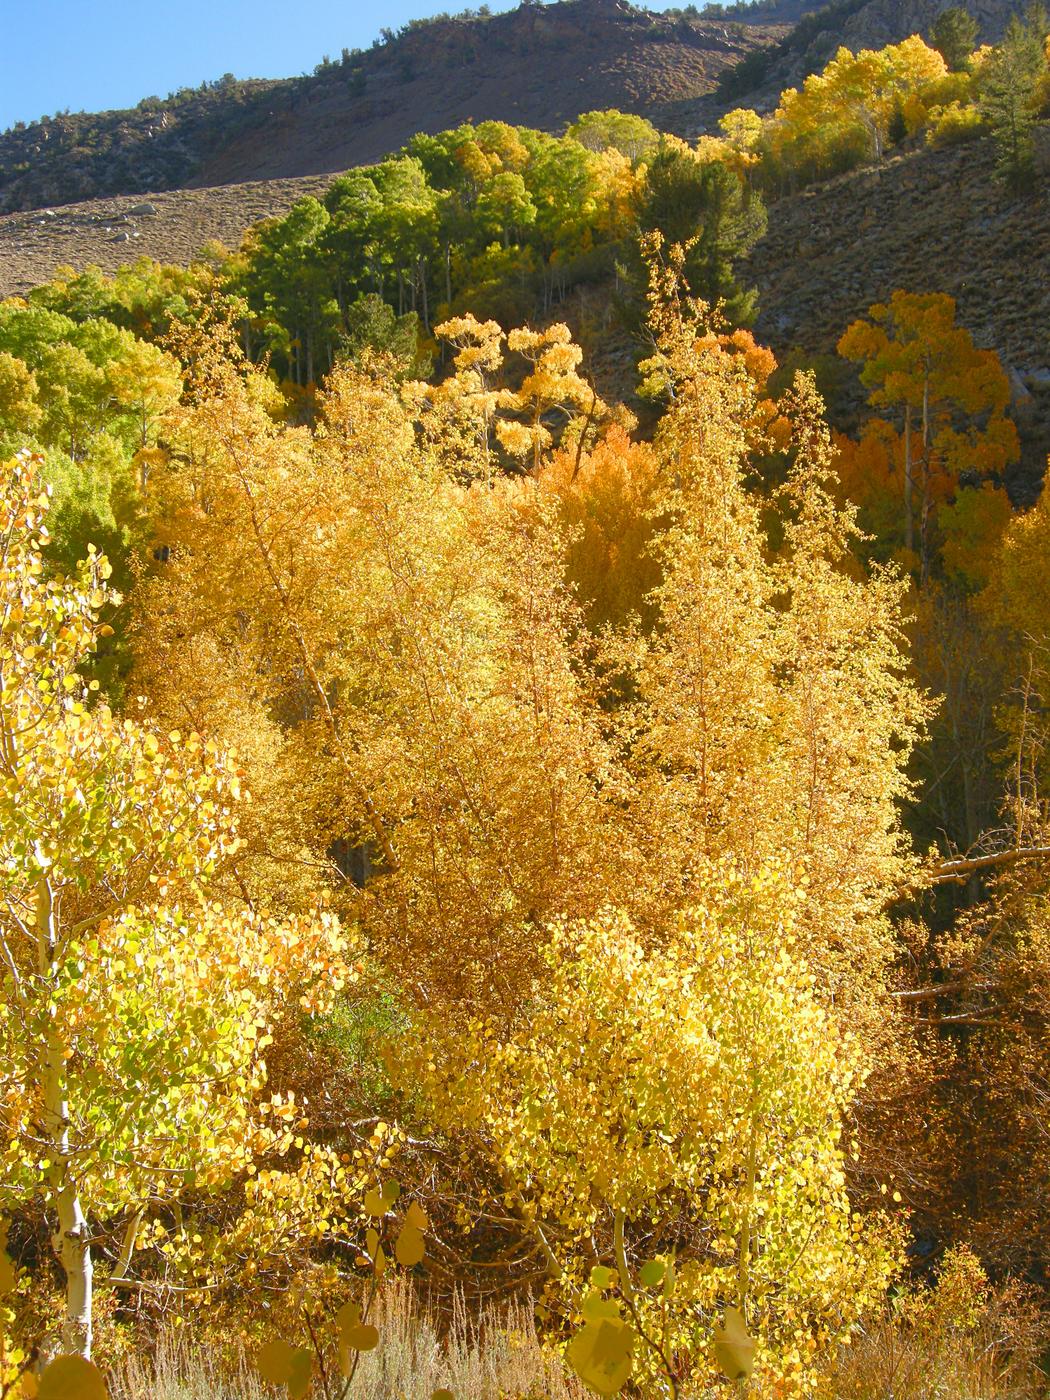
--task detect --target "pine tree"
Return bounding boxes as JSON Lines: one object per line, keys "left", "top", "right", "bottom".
{"left": 930, "top": 6, "right": 979, "bottom": 72}
{"left": 979, "top": 6, "right": 1049, "bottom": 193}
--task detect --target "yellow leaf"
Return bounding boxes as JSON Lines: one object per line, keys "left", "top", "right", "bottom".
{"left": 335, "top": 1301, "right": 362, "bottom": 1338}
{"left": 713, "top": 1306, "right": 756, "bottom": 1382}
{"left": 566, "top": 1319, "right": 634, "bottom": 1397}
{"left": 363, "top": 1189, "right": 386, "bottom": 1217}
{"left": 286, "top": 1348, "right": 313, "bottom": 1400}
{"left": 37, "top": 1356, "right": 109, "bottom": 1400}
{"left": 256, "top": 1339, "right": 295, "bottom": 1385}
{"left": 403, "top": 1201, "right": 428, "bottom": 1231}
{"left": 394, "top": 1224, "right": 425, "bottom": 1268}
{"left": 342, "top": 1323, "right": 379, "bottom": 1353}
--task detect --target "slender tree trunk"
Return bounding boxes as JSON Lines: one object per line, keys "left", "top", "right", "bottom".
{"left": 903, "top": 402, "right": 914, "bottom": 557}
{"left": 37, "top": 877, "right": 93, "bottom": 1358}
{"left": 920, "top": 369, "right": 931, "bottom": 583}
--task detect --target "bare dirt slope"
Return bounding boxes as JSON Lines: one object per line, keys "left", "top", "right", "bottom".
{"left": 0, "top": 179, "right": 334, "bottom": 299}
{"left": 743, "top": 136, "right": 1050, "bottom": 375}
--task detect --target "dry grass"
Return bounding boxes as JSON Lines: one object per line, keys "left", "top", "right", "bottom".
{"left": 110, "top": 1281, "right": 586, "bottom": 1400}
{"left": 816, "top": 1328, "right": 1047, "bottom": 1400}
{"left": 815, "top": 1275, "right": 1047, "bottom": 1400}
{"left": 106, "top": 1256, "right": 1048, "bottom": 1400}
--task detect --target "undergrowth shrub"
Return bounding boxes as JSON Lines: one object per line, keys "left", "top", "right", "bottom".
{"left": 816, "top": 1247, "right": 1046, "bottom": 1400}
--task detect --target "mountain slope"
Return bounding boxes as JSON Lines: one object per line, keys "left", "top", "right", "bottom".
{"left": 0, "top": 0, "right": 786, "bottom": 216}
{"left": 718, "top": 0, "right": 1029, "bottom": 107}
{"left": 0, "top": 179, "right": 335, "bottom": 299}
{"left": 741, "top": 126, "right": 1050, "bottom": 482}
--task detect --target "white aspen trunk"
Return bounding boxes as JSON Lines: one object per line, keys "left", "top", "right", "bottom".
{"left": 903, "top": 402, "right": 914, "bottom": 557}
{"left": 37, "top": 877, "right": 93, "bottom": 1357}
{"left": 419, "top": 256, "right": 430, "bottom": 333}
{"left": 920, "top": 368, "right": 931, "bottom": 583}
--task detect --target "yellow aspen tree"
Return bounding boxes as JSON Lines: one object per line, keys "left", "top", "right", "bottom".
{"left": 622, "top": 261, "right": 928, "bottom": 1019}
{"left": 495, "top": 323, "right": 609, "bottom": 473}
{"left": 417, "top": 317, "right": 615, "bottom": 479}
{"left": 0, "top": 454, "right": 348, "bottom": 1358}
{"left": 132, "top": 333, "right": 611, "bottom": 1013}
{"left": 408, "top": 864, "right": 897, "bottom": 1394}
{"left": 413, "top": 314, "right": 507, "bottom": 474}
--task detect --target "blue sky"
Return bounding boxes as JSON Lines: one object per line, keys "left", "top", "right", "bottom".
{"left": 1, "top": 0, "right": 683, "bottom": 132}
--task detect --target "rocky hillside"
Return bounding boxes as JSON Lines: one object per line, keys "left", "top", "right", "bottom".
{"left": 720, "top": 0, "right": 1029, "bottom": 108}
{"left": 0, "top": 179, "right": 335, "bottom": 299}
{"left": 741, "top": 125, "right": 1050, "bottom": 484}
{"left": 0, "top": 0, "right": 786, "bottom": 216}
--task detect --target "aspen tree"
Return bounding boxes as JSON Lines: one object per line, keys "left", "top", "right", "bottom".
{"left": 0, "top": 454, "right": 347, "bottom": 1356}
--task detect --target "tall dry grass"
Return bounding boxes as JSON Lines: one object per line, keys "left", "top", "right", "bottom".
{"left": 815, "top": 1255, "right": 1047, "bottom": 1400}
{"left": 816, "top": 1315, "right": 1046, "bottom": 1400}
{"left": 106, "top": 1253, "right": 1048, "bottom": 1400}
{"left": 110, "top": 1279, "right": 586, "bottom": 1400}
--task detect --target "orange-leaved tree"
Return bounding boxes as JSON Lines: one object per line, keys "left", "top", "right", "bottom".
{"left": 132, "top": 329, "right": 610, "bottom": 1014}
{"left": 837, "top": 290, "right": 1018, "bottom": 580}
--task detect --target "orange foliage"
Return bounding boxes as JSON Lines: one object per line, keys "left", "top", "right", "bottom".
{"left": 533, "top": 426, "right": 663, "bottom": 630}
{"left": 838, "top": 291, "right": 1019, "bottom": 579}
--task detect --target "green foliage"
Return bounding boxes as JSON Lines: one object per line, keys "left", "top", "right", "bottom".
{"left": 930, "top": 7, "right": 980, "bottom": 71}
{"left": 567, "top": 110, "right": 661, "bottom": 162}
{"left": 341, "top": 295, "right": 430, "bottom": 377}
{"left": 223, "top": 116, "right": 722, "bottom": 379}
{"left": 625, "top": 142, "right": 766, "bottom": 326}
{"left": 978, "top": 5, "right": 1049, "bottom": 192}
{"left": 307, "top": 987, "right": 408, "bottom": 1111}
{"left": 0, "top": 299, "right": 179, "bottom": 591}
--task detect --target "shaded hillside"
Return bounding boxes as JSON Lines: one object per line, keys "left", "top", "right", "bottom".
{"left": 717, "top": 0, "right": 1028, "bottom": 108}
{"left": 0, "top": 0, "right": 785, "bottom": 215}
{"left": 741, "top": 126, "right": 1050, "bottom": 483}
